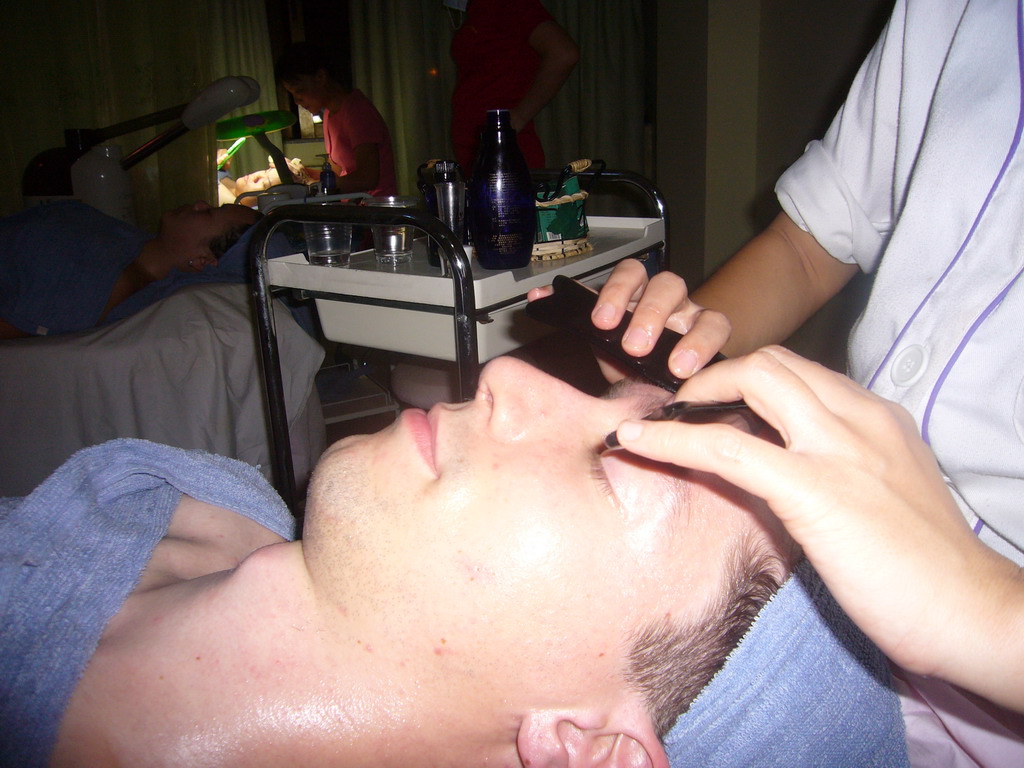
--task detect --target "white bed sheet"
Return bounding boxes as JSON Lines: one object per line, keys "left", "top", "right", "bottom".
{"left": 0, "top": 283, "right": 325, "bottom": 498}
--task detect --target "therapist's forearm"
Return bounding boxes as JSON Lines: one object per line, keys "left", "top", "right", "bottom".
{"left": 693, "top": 212, "right": 859, "bottom": 357}
{"left": 936, "top": 543, "right": 1024, "bottom": 713}
{"left": 335, "top": 170, "right": 378, "bottom": 194}
{"left": 333, "top": 143, "right": 380, "bottom": 195}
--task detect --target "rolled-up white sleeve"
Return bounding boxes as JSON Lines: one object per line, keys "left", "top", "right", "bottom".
{"left": 775, "top": 0, "right": 913, "bottom": 272}
{"left": 776, "top": 139, "right": 887, "bottom": 268}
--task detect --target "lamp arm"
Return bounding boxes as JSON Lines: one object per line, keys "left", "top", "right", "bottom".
{"left": 119, "top": 76, "right": 261, "bottom": 170}
{"left": 91, "top": 104, "right": 188, "bottom": 145}
{"left": 253, "top": 131, "right": 295, "bottom": 185}
{"left": 120, "top": 123, "right": 189, "bottom": 169}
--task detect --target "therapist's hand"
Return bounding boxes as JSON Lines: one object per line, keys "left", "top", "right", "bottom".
{"left": 526, "top": 259, "right": 731, "bottom": 383}
{"left": 609, "top": 346, "right": 1024, "bottom": 713}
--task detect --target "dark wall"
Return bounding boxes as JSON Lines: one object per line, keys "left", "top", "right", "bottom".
{"left": 654, "top": 1, "right": 709, "bottom": 288}
{"left": 753, "top": 0, "right": 893, "bottom": 228}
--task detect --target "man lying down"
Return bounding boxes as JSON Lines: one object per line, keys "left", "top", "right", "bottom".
{"left": 0, "top": 357, "right": 908, "bottom": 767}
{"left": 0, "top": 200, "right": 295, "bottom": 341}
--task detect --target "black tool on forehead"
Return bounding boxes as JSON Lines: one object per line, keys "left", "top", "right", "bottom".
{"left": 524, "top": 274, "right": 727, "bottom": 391}
{"left": 602, "top": 400, "right": 770, "bottom": 449}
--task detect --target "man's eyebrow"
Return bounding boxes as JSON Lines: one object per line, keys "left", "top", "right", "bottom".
{"left": 601, "top": 377, "right": 672, "bottom": 418}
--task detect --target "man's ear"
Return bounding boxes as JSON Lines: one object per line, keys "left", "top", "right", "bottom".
{"left": 186, "top": 250, "right": 216, "bottom": 272}
{"left": 517, "top": 710, "right": 668, "bottom": 768}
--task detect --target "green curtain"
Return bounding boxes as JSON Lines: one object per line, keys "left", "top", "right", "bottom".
{"left": 349, "top": 0, "right": 648, "bottom": 197}
{"left": 0, "top": 0, "right": 278, "bottom": 230}
{"left": 537, "top": 0, "right": 647, "bottom": 176}
{"left": 208, "top": 0, "right": 284, "bottom": 189}
{"left": 349, "top": 1, "right": 458, "bottom": 196}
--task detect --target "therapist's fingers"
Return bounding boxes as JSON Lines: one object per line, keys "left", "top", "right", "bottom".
{"left": 663, "top": 305, "right": 732, "bottom": 378}
{"left": 671, "top": 346, "right": 886, "bottom": 450}
{"left": 678, "top": 346, "right": 865, "bottom": 411}
{"left": 526, "top": 285, "right": 554, "bottom": 302}
{"left": 610, "top": 346, "right": 1000, "bottom": 685}
{"left": 595, "top": 261, "right": 732, "bottom": 377}
{"left": 608, "top": 350, "right": 860, "bottom": 532}
{"left": 675, "top": 349, "right": 961, "bottom": 519}
{"left": 610, "top": 401, "right": 820, "bottom": 522}
{"left": 611, "top": 400, "right": 996, "bottom": 689}
{"left": 591, "top": 258, "right": 653, "bottom": 327}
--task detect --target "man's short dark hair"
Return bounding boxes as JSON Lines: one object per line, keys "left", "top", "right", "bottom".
{"left": 274, "top": 42, "right": 351, "bottom": 89}
{"left": 626, "top": 534, "right": 787, "bottom": 738}
{"left": 208, "top": 213, "right": 259, "bottom": 261}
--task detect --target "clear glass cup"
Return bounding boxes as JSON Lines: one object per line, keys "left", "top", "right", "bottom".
{"left": 304, "top": 222, "right": 353, "bottom": 266}
{"left": 303, "top": 202, "right": 353, "bottom": 267}
{"left": 367, "top": 196, "right": 419, "bottom": 265}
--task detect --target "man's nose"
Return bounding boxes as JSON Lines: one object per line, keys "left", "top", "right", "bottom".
{"left": 479, "top": 357, "right": 584, "bottom": 443}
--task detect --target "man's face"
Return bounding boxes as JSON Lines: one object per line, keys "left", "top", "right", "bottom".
{"left": 158, "top": 201, "right": 256, "bottom": 270}
{"left": 304, "top": 358, "right": 785, "bottom": 723}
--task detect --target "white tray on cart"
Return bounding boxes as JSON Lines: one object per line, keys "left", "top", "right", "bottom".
{"left": 267, "top": 215, "right": 664, "bottom": 362}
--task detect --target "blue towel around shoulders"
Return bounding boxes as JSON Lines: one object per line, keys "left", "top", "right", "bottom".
{"left": 0, "top": 439, "right": 295, "bottom": 768}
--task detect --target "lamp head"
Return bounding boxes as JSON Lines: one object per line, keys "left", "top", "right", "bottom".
{"left": 182, "top": 76, "right": 261, "bottom": 130}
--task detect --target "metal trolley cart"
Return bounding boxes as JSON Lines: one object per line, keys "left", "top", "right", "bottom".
{"left": 248, "top": 170, "right": 669, "bottom": 510}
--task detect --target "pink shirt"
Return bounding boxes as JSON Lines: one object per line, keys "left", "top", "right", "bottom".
{"left": 323, "top": 89, "right": 397, "bottom": 197}
{"left": 450, "top": 0, "right": 552, "bottom": 171}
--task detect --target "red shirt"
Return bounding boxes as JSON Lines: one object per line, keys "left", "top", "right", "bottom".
{"left": 450, "top": 0, "right": 553, "bottom": 172}
{"left": 323, "top": 89, "right": 397, "bottom": 197}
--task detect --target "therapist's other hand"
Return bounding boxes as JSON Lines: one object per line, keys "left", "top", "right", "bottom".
{"left": 609, "top": 346, "right": 1024, "bottom": 712}
{"left": 266, "top": 157, "right": 314, "bottom": 186}
{"left": 597, "top": 259, "right": 731, "bottom": 379}
{"left": 526, "top": 259, "right": 731, "bottom": 383}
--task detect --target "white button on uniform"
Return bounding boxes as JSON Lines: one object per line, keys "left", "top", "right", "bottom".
{"left": 891, "top": 344, "right": 928, "bottom": 386}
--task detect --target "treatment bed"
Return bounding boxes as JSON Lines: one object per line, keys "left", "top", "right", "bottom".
{"left": 0, "top": 282, "right": 325, "bottom": 498}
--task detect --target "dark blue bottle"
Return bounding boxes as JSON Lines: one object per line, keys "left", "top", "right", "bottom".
{"left": 468, "top": 109, "right": 536, "bottom": 270}
{"left": 318, "top": 154, "right": 337, "bottom": 196}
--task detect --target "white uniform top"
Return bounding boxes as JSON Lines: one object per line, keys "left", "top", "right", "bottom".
{"left": 776, "top": 0, "right": 1024, "bottom": 566}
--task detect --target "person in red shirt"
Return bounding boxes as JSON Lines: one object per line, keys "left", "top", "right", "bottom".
{"left": 275, "top": 43, "right": 398, "bottom": 197}
{"left": 450, "top": 0, "right": 579, "bottom": 173}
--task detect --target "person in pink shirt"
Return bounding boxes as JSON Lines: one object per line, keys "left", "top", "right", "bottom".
{"left": 275, "top": 42, "right": 397, "bottom": 197}
{"left": 449, "top": 0, "right": 578, "bottom": 173}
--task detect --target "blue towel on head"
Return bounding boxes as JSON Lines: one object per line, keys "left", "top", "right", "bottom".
{"left": 665, "top": 560, "right": 909, "bottom": 766}
{"left": 0, "top": 439, "right": 295, "bottom": 768}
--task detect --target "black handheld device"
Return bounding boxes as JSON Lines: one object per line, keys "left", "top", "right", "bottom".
{"left": 525, "top": 274, "right": 727, "bottom": 392}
